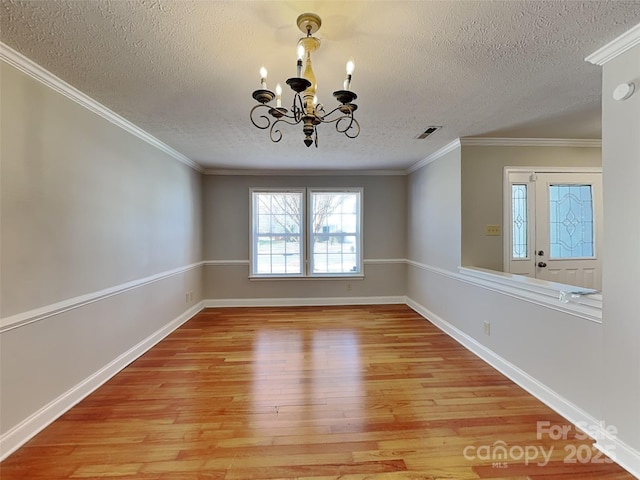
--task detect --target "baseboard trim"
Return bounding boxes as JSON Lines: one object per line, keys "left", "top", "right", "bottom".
{"left": 205, "top": 296, "right": 406, "bottom": 308}
{"left": 0, "top": 301, "right": 205, "bottom": 461}
{"left": 405, "top": 296, "right": 639, "bottom": 478}
{"left": 594, "top": 436, "right": 640, "bottom": 479}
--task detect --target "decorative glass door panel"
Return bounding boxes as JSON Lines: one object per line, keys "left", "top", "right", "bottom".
{"left": 548, "top": 184, "right": 594, "bottom": 259}
{"left": 536, "top": 173, "right": 602, "bottom": 289}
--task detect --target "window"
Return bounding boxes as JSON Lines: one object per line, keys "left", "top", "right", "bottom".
{"left": 549, "top": 184, "right": 594, "bottom": 259}
{"left": 310, "top": 190, "right": 361, "bottom": 274}
{"left": 252, "top": 190, "right": 303, "bottom": 276}
{"left": 251, "top": 188, "right": 362, "bottom": 277}
{"left": 511, "top": 184, "right": 528, "bottom": 259}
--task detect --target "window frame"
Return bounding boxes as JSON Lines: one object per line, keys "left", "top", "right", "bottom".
{"left": 250, "top": 188, "right": 306, "bottom": 278}
{"left": 249, "top": 187, "right": 363, "bottom": 279}
{"left": 308, "top": 187, "right": 363, "bottom": 278}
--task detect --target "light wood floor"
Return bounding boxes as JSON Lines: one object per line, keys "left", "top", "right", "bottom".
{"left": 1, "top": 305, "right": 633, "bottom": 479}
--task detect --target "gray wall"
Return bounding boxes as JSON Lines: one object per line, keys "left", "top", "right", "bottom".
{"left": 601, "top": 43, "right": 640, "bottom": 455}
{"left": 0, "top": 63, "right": 203, "bottom": 434}
{"left": 407, "top": 149, "right": 462, "bottom": 271}
{"left": 461, "top": 145, "right": 601, "bottom": 271}
{"left": 203, "top": 174, "right": 407, "bottom": 300}
{"left": 406, "top": 146, "right": 603, "bottom": 427}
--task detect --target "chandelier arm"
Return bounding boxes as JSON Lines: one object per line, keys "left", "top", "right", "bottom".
{"left": 269, "top": 119, "right": 284, "bottom": 143}
{"left": 250, "top": 104, "right": 273, "bottom": 130}
{"left": 292, "top": 93, "right": 305, "bottom": 122}
{"left": 317, "top": 105, "right": 357, "bottom": 123}
{"left": 337, "top": 116, "right": 360, "bottom": 138}
{"left": 315, "top": 105, "right": 326, "bottom": 121}
{"left": 317, "top": 107, "right": 359, "bottom": 137}
{"left": 335, "top": 114, "right": 355, "bottom": 133}
{"left": 269, "top": 115, "right": 303, "bottom": 127}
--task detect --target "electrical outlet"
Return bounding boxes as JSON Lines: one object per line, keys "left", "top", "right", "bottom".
{"left": 483, "top": 321, "right": 491, "bottom": 336}
{"left": 185, "top": 292, "right": 190, "bottom": 303}
{"left": 346, "top": 283, "right": 352, "bottom": 291}
{"left": 485, "top": 225, "right": 501, "bottom": 236}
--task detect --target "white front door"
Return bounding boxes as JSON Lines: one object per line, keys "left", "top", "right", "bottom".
{"left": 534, "top": 172, "right": 602, "bottom": 289}
{"left": 504, "top": 169, "right": 602, "bottom": 290}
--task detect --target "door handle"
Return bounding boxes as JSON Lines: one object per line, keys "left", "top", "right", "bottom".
{"left": 537, "top": 261, "right": 547, "bottom": 268}
{"left": 537, "top": 250, "right": 544, "bottom": 256}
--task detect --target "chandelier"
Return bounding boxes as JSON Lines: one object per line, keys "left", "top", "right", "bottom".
{"left": 250, "top": 13, "right": 360, "bottom": 148}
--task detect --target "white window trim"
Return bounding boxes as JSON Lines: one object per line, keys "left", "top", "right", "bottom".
{"left": 250, "top": 188, "right": 306, "bottom": 278}
{"left": 308, "top": 187, "right": 363, "bottom": 278}
{"left": 249, "top": 187, "right": 363, "bottom": 279}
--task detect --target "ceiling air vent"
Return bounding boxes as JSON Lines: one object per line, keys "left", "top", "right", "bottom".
{"left": 416, "top": 126, "right": 441, "bottom": 139}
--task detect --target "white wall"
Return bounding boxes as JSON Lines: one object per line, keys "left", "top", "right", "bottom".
{"left": 202, "top": 174, "right": 407, "bottom": 301}
{"left": 461, "top": 145, "right": 601, "bottom": 271}
{"left": 600, "top": 42, "right": 640, "bottom": 459}
{"left": 0, "top": 62, "right": 203, "bottom": 454}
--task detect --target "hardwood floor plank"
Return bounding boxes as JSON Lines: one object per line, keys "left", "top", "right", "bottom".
{"left": 0, "top": 305, "right": 633, "bottom": 479}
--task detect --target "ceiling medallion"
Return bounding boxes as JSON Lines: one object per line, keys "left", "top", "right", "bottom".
{"left": 250, "top": 12, "right": 360, "bottom": 148}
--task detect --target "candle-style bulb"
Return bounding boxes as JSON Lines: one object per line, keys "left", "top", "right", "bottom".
{"left": 259, "top": 67, "right": 268, "bottom": 89}
{"left": 275, "top": 83, "right": 282, "bottom": 108}
{"left": 346, "top": 59, "right": 355, "bottom": 75}
{"left": 296, "top": 44, "right": 304, "bottom": 77}
{"left": 344, "top": 59, "right": 355, "bottom": 91}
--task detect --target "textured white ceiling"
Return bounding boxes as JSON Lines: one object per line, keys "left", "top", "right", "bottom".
{"left": 2, "top": 0, "right": 640, "bottom": 171}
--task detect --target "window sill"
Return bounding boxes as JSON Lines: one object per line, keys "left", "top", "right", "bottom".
{"left": 249, "top": 275, "right": 364, "bottom": 281}
{"left": 458, "top": 266, "right": 602, "bottom": 323}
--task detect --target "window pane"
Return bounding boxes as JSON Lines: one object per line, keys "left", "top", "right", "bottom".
{"left": 549, "top": 184, "right": 594, "bottom": 258}
{"left": 257, "top": 215, "right": 272, "bottom": 234}
{"left": 511, "top": 184, "right": 528, "bottom": 259}
{"left": 252, "top": 192, "right": 303, "bottom": 275}
{"left": 310, "top": 191, "right": 361, "bottom": 275}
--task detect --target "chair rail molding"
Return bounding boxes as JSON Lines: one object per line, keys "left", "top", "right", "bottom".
{"left": 0, "top": 262, "right": 205, "bottom": 333}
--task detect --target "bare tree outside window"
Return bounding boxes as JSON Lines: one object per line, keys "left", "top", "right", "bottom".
{"left": 251, "top": 188, "right": 361, "bottom": 276}
{"left": 310, "top": 191, "right": 360, "bottom": 274}
{"left": 253, "top": 191, "right": 303, "bottom": 275}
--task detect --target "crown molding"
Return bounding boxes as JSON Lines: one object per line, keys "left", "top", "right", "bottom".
{"left": 406, "top": 138, "right": 462, "bottom": 174}
{"left": 204, "top": 168, "right": 407, "bottom": 176}
{"left": 460, "top": 137, "right": 601, "bottom": 148}
{"left": 0, "top": 42, "right": 203, "bottom": 173}
{"left": 585, "top": 22, "right": 640, "bottom": 66}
